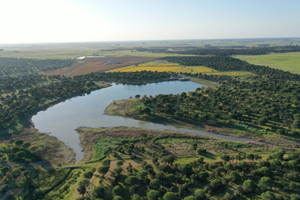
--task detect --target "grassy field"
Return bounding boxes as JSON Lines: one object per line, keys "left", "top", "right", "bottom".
{"left": 235, "top": 52, "right": 300, "bottom": 74}
{"left": 107, "top": 62, "right": 213, "bottom": 73}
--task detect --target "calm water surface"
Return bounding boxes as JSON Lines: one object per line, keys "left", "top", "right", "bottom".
{"left": 32, "top": 81, "right": 261, "bottom": 163}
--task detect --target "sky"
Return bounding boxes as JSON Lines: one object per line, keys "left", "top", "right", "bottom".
{"left": 0, "top": 0, "right": 300, "bottom": 44}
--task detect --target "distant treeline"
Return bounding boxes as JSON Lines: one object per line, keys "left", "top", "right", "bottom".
{"left": 79, "top": 71, "right": 175, "bottom": 85}
{"left": 0, "top": 58, "right": 75, "bottom": 77}
{"left": 0, "top": 75, "right": 52, "bottom": 93}
{"left": 137, "top": 45, "right": 300, "bottom": 56}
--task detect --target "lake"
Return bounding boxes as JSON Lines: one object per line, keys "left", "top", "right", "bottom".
{"left": 32, "top": 81, "right": 262, "bottom": 163}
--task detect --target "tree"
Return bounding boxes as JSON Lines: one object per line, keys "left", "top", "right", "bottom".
{"left": 221, "top": 154, "right": 230, "bottom": 162}
{"left": 223, "top": 192, "right": 232, "bottom": 200}
{"left": 77, "top": 184, "right": 86, "bottom": 196}
{"left": 113, "top": 167, "right": 123, "bottom": 176}
{"left": 210, "top": 179, "right": 224, "bottom": 191}
{"left": 197, "top": 149, "right": 206, "bottom": 156}
{"left": 258, "top": 166, "right": 271, "bottom": 177}
{"left": 289, "top": 182, "right": 297, "bottom": 191}
{"left": 84, "top": 171, "right": 93, "bottom": 179}
{"left": 112, "top": 185, "right": 122, "bottom": 196}
{"left": 92, "top": 186, "right": 105, "bottom": 198}
{"left": 287, "top": 160, "right": 298, "bottom": 169}
{"left": 102, "top": 159, "right": 111, "bottom": 167}
{"left": 243, "top": 180, "right": 255, "bottom": 192}
{"left": 163, "top": 192, "right": 176, "bottom": 200}
{"left": 125, "top": 176, "right": 138, "bottom": 186}
{"left": 246, "top": 153, "right": 254, "bottom": 160}
{"left": 195, "top": 189, "right": 205, "bottom": 200}
{"left": 229, "top": 171, "right": 241, "bottom": 183}
{"left": 113, "top": 196, "right": 124, "bottom": 200}
{"left": 131, "top": 194, "right": 142, "bottom": 200}
{"left": 166, "top": 174, "right": 175, "bottom": 186}
{"left": 291, "top": 114, "right": 300, "bottom": 129}
{"left": 198, "top": 172, "right": 209, "bottom": 181}
{"left": 258, "top": 177, "right": 272, "bottom": 190}
{"left": 161, "top": 155, "right": 175, "bottom": 165}
{"left": 184, "top": 196, "right": 196, "bottom": 200}
{"left": 261, "top": 191, "right": 276, "bottom": 200}
{"left": 147, "top": 190, "right": 159, "bottom": 200}
{"left": 181, "top": 164, "right": 192, "bottom": 176}
{"left": 291, "top": 194, "right": 300, "bottom": 200}
{"left": 14, "top": 140, "right": 24, "bottom": 146}
{"left": 191, "top": 143, "right": 197, "bottom": 150}
{"left": 150, "top": 179, "right": 160, "bottom": 190}
{"left": 117, "top": 160, "right": 123, "bottom": 166}
{"left": 98, "top": 166, "right": 109, "bottom": 175}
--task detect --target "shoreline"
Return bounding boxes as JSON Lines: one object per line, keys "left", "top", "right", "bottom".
{"left": 104, "top": 98, "right": 299, "bottom": 148}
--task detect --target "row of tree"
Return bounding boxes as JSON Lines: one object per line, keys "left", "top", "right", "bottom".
{"left": 138, "top": 78, "right": 299, "bottom": 135}
{"left": 162, "top": 56, "right": 300, "bottom": 81}
{"left": 0, "top": 58, "right": 75, "bottom": 77}
{"left": 137, "top": 45, "right": 300, "bottom": 56}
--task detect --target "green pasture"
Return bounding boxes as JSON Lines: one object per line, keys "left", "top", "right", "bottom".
{"left": 235, "top": 52, "right": 300, "bottom": 74}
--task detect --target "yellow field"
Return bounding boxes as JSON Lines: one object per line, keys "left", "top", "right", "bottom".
{"left": 107, "top": 62, "right": 214, "bottom": 73}
{"left": 208, "top": 71, "right": 250, "bottom": 76}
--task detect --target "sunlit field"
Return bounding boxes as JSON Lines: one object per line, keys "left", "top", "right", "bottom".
{"left": 108, "top": 62, "right": 251, "bottom": 76}
{"left": 235, "top": 52, "right": 300, "bottom": 74}
{"left": 108, "top": 62, "right": 213, "bottom": 73}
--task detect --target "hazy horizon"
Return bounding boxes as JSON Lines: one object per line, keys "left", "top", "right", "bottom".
{"left": 1, "top": 0, "right": 300, "bottom": 44}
